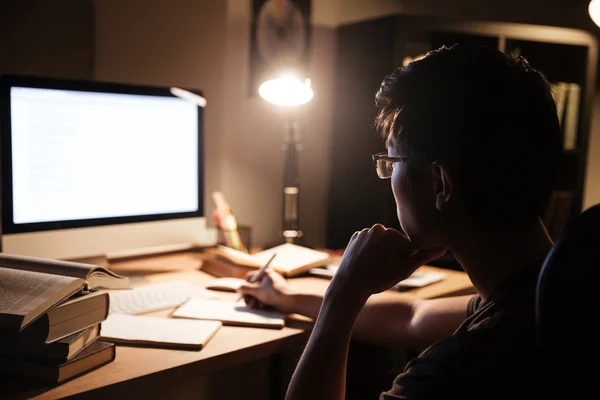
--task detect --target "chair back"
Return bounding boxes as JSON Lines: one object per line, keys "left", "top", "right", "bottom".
{"left": 535, "top": 203, "right": 600, "bottom": 384}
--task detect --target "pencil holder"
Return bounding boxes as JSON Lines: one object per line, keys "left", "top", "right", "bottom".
{"left": 218, "top": 225, "right": 252, "bottom": 252}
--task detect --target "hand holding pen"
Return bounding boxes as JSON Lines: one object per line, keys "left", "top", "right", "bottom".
{"left": 236, "top": 253, "right": 277, "bottom": 304}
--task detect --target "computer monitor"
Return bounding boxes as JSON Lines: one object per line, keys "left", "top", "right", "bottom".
{"left": 0, "top": 74, "right": 214, "bottom": 262}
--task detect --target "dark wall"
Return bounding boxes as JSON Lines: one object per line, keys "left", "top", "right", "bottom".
{"left": 325, "top": 16, "right": 400, "bottom": 250}
{"left": 0, "top": 0, "right": 94, "bottom": 79}
{"left": 399, "top": 0, "right": 600, "bottom": 87}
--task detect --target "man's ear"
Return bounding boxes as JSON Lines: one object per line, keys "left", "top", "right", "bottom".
{"left": 431, "top": 162, "right": 453, "bottom": 211}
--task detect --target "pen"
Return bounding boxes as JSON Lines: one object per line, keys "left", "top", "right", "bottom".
{"left": 236, "top": 253, "right": 277, "bottom": 304}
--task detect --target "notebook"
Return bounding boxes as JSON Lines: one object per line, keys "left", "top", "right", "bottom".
{"left": 99, "top": 313, "right": 222, "bottom": 350}
{"left": 172, "top": 297, "right": 286, "bottom": 329}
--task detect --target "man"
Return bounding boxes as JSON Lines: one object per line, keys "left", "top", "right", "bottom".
{"left": 239, "top": 44, "right": 562, "bottom": 399}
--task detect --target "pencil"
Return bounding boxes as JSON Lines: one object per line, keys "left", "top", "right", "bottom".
{"left": 236, "top": 253, "right": 277, "bottom": 304}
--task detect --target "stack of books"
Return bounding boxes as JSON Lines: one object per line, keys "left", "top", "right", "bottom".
{"left": 0, "top": 253, "right": 129, "bottom": 385}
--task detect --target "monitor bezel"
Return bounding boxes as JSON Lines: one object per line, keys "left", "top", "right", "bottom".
{"left": 0, "top": 74, "right": 204, "bottom": 235}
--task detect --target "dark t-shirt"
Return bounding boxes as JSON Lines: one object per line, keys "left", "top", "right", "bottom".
{"left": 380, "top": 262, "right": 543, "bottom": 400}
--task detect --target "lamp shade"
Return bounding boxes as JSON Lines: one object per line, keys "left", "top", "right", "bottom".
{"left": 258, "top": 76, "right": 313, "bottom": 106}
{"left": 590, "top": 0, "right": 600, "bottom": 27}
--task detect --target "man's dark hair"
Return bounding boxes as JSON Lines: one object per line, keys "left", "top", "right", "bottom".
{"left": 374, "top": 44, "right": 562, "bottom": 229}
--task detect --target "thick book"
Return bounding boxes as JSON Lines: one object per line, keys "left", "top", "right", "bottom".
{"left": 0, "top": 252, "right": 127, "bottom": 331}
{"left": 0, "top": 340, "right": 115, "bottom": 384}
{"left": 2, "top": 291, "right": 109, "bottom": 343}
{"left": 205, "top": 243, "right": 331, "bottom": 277}
{"left": 100, "top": 313, "right": 222, "bottom": 350}
{"left": 0, "top": 252, "right": 130, "bottom": 290}
{"left": 0, "top": 324, "right": 100, "bottom": 362}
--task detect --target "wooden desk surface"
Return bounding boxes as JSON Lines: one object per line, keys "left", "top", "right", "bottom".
{"left": 7, "top": 251, "right": 475, "bottom": 400}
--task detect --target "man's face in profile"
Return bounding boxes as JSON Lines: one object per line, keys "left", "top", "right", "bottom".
{"left": 388, "top": 142, "right": 446, "bottom": 250}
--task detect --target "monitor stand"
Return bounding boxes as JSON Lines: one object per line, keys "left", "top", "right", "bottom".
{"left": 2, "top": 218, "right": 218, "bottom": 264}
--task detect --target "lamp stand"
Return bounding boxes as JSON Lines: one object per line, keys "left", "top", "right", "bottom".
{"left": 281, "top": 120, "right": 305, "bottom": 245}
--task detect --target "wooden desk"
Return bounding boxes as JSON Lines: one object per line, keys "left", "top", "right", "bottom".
{"left": 5, "top": 251, "right": 475, "bottom": 400}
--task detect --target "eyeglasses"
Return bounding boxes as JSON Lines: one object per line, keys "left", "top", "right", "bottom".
{"left": 372, "top": 152, "right": 406, "bottom": 179}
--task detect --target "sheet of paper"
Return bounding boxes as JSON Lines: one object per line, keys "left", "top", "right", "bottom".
{"left": 100, "top": 313, "right": 222, "bottom": 350}
{"left": 172, "top": 297, "right": 285, "bottom": 329}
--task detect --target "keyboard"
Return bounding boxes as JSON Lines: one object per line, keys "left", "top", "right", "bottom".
{"left": 109, "top": 280, "right": 216, "bottom": 315}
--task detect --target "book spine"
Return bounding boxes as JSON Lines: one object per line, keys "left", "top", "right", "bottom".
{"left": 0, "top": 340, "right": 68, "bottom": 361}
{"left": 563, "top": 83, "right": 580, "bottom": 151}
{"left": 0, "top": 314, "right": 25, "bottom": 330}
{"left": 551, "top": 82, "right": 568, "bottom": 128}
{"left": 1, "top": 314, "right": 51, "bottom": 342}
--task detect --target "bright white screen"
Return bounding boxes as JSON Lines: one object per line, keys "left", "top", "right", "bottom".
{"left": 10, "top": 86, "right": 199, "bottom": 224}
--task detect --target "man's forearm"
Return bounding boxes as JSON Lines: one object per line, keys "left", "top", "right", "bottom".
{"left": 286, "top": 290, "right": 368, "bottom": 400}
{"left": 280, "top": 292, "right": 323, "bottom": 319}
{"left": 353, "top": 292, "right": 416, "bottom": 346}
{"left": 282, "top": 290, "right": 417, "bottom": 347}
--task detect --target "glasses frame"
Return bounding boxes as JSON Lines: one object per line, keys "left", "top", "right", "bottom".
{"left": 372, "top": 152, "right": 406, "bottom": 179}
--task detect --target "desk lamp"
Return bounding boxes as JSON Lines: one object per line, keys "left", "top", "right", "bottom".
{"left": 258, "top": 74, "right": 313, "bottom": 244}
{"left": 590, "top": 0, "right": 600, "bottom": 27}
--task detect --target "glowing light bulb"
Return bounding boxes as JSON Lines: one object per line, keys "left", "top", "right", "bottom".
{"left": 589, "top": 0, "right": 600, "bottom": 27}
{"left": 258, "top": 75, "right": 314, "bottom": 106}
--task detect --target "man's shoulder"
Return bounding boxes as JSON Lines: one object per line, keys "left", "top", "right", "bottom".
{"left": 381, "top": 263, "right": 544, "bottom": 399}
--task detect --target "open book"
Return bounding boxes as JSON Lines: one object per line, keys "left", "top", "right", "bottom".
{"left": 1, "top": 289, "right": 109, "bottom": 343}
{"left": 206, "top": 243, "right": 331, "bottom": 277}
{"left": 0, "top": 252, "right": 127, "bottom": 331}
{"left": 0, "top": 253, "right": 129, "bottom": 290}
{"left": 9, "top": 291, "right": 109, "bottom": 343}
